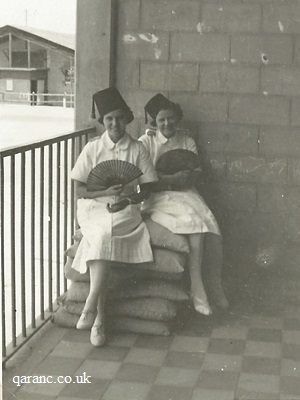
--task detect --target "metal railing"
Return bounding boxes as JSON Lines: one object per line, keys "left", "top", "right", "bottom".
{"left": 0, "top": 91, "right": 75, "bottom": 108}
{"left": 1, "top": 127, "right": 95, "bottom": 366}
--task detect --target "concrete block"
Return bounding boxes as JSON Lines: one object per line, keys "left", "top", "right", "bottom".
{"left": 288, "top": 158, "right": 300, "bottom": 185}
{"left": 231, "top": 34, "right": 293, "bottom": 65}
{"left": 200, "top": 64, "right": 260, "bottom": 94}
{"left": 257, "top": 185, "right": 287, "bottom": 212}
{"left": 229, "top": 96, "right": 290, "bottom": 126}
{"left": 286, "top": 214, "right": 300, "bottom": 243}
{"left": 122, "top": 90, "right": 169, "bottom": 120}
{"left": 202, "top": 3, "right": 261, "bottom": 33}
{"left": 140, "top": 62, "right": 199, "bottom": 91}
{"left": 198, "top": 123, "right": 259, "bottom": 154}
{"left": 285, "top": 187, "right": 300, "bottom": 215}
{"left": 295, "top": 37, "right": 300, "bottom": 64}
{"left": 141, "top": 0, "right": 200, "bottom": 31}
{"left": 263, "top": 3, "right": 300, "bottom": 34}
{"left": 170, "top": 33, "right": 230, "bottom": 62}
{"left": 205, "top": 152, "right": 227, "bottom": 181}
{"left": 116, "top": 58, "right": 140, "bottom": 91}
{"left": 211, "top": 183, "right": 257, "bottom": 211}
{"left": 291, "top": 98, "right": 300, "bottom": 127}
{"left": 261, "top": 66, "right": 300, "bottom": 96}
{"left": 227, "top": 155, "right": 287, "bottom": 184}
{"left": 259, "top": 127, "right": 300, "bottom": 156}
{"left": 120, "top": 31, "right": 169, "bottom": 61}
{"left": 118, "top": 0, "right": 141, "bottom": 30}
{"left": 278, "top": 245, "right": 300, "bottom": 277}
{"left": 170, "top": 93, "right": 228, "bottom": 123}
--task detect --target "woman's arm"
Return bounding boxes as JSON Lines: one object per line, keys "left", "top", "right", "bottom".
{"left": 75, "top": 181, "right": 123, "bottom": 199}
{"left": 106, "top": 182, "right": 155, "bottom": 213}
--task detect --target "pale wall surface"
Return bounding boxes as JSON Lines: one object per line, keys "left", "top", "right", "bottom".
{"left": 76, "top": 0, "right": 300, "bottom": 304}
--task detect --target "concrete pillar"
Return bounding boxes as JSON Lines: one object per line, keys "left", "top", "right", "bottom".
{"left": 75, "top": 0, "right": 116, "bottom": 130}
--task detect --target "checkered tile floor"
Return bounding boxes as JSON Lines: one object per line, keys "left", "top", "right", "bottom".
{"left": 3, "top": 302, "right": 300, "bottom": 400}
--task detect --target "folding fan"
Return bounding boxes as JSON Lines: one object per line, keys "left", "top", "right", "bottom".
{"left": 86, "top": 160, "right": 143, "bottom": 191}
{"left": 156, "top": 149, "right": 201, "bottom": 175}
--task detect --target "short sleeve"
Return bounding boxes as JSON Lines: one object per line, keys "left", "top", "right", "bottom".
{"left": 70, "top": 143, "right": 93, "bottom": 183}
{"left": 137, "top": 142, "right": 158, "bottom": 184}
{"left": 138, "top": 133, "right": 150, "bottom": 152}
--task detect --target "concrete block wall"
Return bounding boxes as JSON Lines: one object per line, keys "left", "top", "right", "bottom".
{"left": 115, "top": 0, "right": 300, "bottom": 298}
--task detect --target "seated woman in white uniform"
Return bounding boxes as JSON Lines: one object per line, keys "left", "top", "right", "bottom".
{"left": 70, "top": 88, "right": 157, "bottom": 346}
{"left": 139, "top": 94, "right": 228, "bottom": 316}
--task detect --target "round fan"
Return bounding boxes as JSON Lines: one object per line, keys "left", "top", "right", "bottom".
{"left": 86, "top": 160, "right": 143, "bottom": 191}
{"left": 156, "top": 149, "right": 200, "bottom": 175}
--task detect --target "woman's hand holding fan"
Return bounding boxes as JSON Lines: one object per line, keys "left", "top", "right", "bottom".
{"left": 156, "top": 150, "right": 202, "bottom": 190}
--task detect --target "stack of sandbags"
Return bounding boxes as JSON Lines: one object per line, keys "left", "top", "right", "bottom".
{"left": 52, "top": 218, "right": 190, "bottom": 336}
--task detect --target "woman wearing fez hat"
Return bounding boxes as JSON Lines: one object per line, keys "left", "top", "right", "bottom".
{"left": 139, "top": 94, "right": 228, "bottom": 315}
{"left": 70, "top": 87, "right": 157, "bottom": 346}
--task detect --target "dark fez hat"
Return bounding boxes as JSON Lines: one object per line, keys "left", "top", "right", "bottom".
{"left": 91, "top": 87, "right": 134, "bottom": 123}
{"left": 144, "top": 93, "right": 174, "bottom": 123}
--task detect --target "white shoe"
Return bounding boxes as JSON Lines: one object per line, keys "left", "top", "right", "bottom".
{"left": 190, "top": 293, "right": 212, "bottom": 316}
{"left": 90, "top": 325, "right": 106, "bottom": 347}
{"left": 76, "top": 310, "right": 96, "bottom": 330}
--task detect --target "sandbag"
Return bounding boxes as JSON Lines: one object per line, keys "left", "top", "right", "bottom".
{"left": 144, "top": 217, "right": 190, "bottom": 253}
{"left": 108, "top": 317, "right": 171, "bottom": 336}
{"left": 57, "top": 296, "right": 177, "bottom": 321}
{"left": 66, "top": 279, "right": 188, "bottom": 303}
{"left": 64, "top": 256, "right": 90, "bottom": 282}
{"left": 138, "top": 248, "right": 186, "bottom": 274}
{"left": 109, "top": 298, "right": 177, "bottom": 321}
{"left": 52, "top": 307, "right": 171, "bottom": 336}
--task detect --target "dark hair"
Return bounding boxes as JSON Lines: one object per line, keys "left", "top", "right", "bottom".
{"left": 98, "top": 109, "right": 134, "bottom": 125}
{"left": 150, "top": 103, "right": 183, "bottom": 127}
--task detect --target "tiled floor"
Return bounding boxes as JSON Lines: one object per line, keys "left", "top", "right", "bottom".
{"left": 3, "top": 302, "right": 300, "bottom": 400}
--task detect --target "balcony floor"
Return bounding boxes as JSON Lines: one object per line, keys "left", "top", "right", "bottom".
{"left": 3, "top": 299, "right": 300, "bottom": 400}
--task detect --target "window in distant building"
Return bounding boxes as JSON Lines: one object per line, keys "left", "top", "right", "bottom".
{"left": 6, "top": 79, "right": 13, "bottom": 91}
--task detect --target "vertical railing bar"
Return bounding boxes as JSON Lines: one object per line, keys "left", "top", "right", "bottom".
{"left": 70, "top": 138, "right": 75, "bottom": 242}
{"left": 1, "top": 156, "right": 6, "bottom": 356}
{"left": 56, "top": 142, "right": 61, "bottom": 297}
{"left": 48, "top": 145, "right": 53, "bottom": 311}
{"left": 2, "top": 129, "right": 94, "bottom": 365}
{"left": 31, "top": 150, "right": 36, "bottom": 328}
{"left": 10, "top": 155, "right": 16, "bottom": 347}
{"left": 63, "top": 140, "right": 68, "bottom": 293}
{"left": 20, "top": 152, "right": 26, "bottom": 337}
{"left": 79, "top": 135, "right": 83, "bottom": 152}
{"left": 40, "top": 147, "right": 45, "bottom": 320}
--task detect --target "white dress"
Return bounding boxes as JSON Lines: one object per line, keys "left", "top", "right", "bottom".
{"left": 139, "top": 129, "right": 221, "bottom": 236}
{"left": 70, "top": 131, "right": 158, "bottom": 273}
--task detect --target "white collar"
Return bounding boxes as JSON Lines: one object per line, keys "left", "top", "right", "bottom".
{"left": 157, "top": 129, "right": 178, "bottom": 144}
{"left": 102, "top": 131, "right": 131, "bottom": 150}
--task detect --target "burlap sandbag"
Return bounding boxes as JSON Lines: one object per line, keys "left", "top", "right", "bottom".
{"left": 57, "top": 296, "right": 177, "bottom": 321}
{"left": 66, "top": 279, "right": 188, "bottom": 303}
{"left": 52, "top": 307, "right": 171, "bottom": 336}
{"left": 144, "top": 217, "right": 190, "bottom": 253}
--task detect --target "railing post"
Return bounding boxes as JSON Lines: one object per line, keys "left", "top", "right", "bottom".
{"left": 1, "top": 127, "right": 95, "bottom": 366}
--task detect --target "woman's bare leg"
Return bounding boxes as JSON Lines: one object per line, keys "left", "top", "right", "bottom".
{"left": 76, "top": 260, "right": 108, "bottom": 330}
{"left": 85, "top": 260, "right": 108, "bottom": 312}
{"left": 188, "top": 233, "right": 212, "bottom": 315}
{"left": 203, "top": 234, "right": 229, "bottom": 309}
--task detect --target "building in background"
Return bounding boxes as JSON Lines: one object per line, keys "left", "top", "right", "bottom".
{"left": 0, "top": 25, "right": 75, "bottom": 106}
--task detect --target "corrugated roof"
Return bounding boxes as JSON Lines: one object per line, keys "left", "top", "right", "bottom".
{"left": 0, "top": 25, "right": 75, "bottom": 51}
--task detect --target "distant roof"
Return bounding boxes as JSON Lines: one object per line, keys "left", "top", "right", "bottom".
{"left": 0, "top": 25, "right": 75, "bottom": 53}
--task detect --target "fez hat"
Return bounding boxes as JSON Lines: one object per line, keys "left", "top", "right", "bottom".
{"left": 144, "top": 93, "right": 174, "bottom": 123}
{"left": 91, "top": 87, "right": 134, "bottom": 124}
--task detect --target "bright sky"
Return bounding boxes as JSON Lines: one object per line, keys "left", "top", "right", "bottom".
{"left": 0, "top": 0, "right": 76, "bottom": 34}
